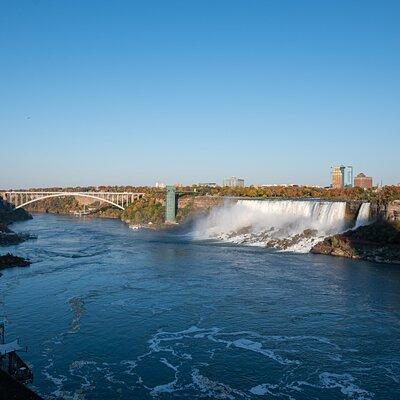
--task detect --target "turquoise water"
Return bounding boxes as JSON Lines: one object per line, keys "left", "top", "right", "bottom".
{"left": 1, "top": 214, "right": 400, "bottom": 399}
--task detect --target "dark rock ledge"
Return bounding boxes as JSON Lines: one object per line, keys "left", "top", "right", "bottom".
{"left": 311, "top": 221, "right": 400, "bottom": 265}
{"left": 0, "top": 253, "right": 31, "bottom": 271}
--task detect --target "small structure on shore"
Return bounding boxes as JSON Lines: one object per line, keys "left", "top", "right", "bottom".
{"left": 0, "top": 322, "right": 33, "bottom": 383}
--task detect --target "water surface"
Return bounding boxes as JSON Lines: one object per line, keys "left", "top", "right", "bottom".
{"left": 1, "top": 214, "right": 400, "bottom": 399}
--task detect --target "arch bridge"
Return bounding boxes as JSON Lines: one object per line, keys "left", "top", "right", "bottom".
{"left": 0, "top": 191, "right": 145, "bottom": 211}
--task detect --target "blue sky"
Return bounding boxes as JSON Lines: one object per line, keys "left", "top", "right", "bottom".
{"left": 1, "top": 0, "right": 399, "bottom": 188}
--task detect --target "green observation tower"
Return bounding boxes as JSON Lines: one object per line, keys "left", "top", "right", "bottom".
{"left": 165, "top": 186, "right": 177, "bottom": 223}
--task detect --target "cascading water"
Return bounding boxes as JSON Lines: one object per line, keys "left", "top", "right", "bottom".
{"left": 193, "top": 200, "right": 348, "bottom": 253}
{"left": 354, "top": 203, "right": 371, "bottom": 229}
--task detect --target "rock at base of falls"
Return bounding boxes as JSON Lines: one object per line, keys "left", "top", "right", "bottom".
{"left": 311, "top": 221, "right": 400, "bottom": 265}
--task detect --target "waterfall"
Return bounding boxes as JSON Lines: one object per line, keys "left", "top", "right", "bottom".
{"left": 192, "top": 199, "right": 347, "bottom": 253}
{"left": 354, "top": 203, "right": 371, "bottom": 229}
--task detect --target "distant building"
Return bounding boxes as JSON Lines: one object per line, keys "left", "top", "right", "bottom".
{"left": 223, "top": 177, "right": 245, "bottom": 188}
{"left": 259, "top": 183, "right": 299, "bottom": 187}
{"left": 331, "top": 166, "right": 345, "bottom": 189}
{"left": 154, "top": 182, "right": 166, "bottom": 189}
{"left": 354, "top": 173, "right": 373, "bottom": 189}
{"left": 198, "top": 183, "right": 217, "bottom": 188}
{"left": 346, "top": 166, "right": 354, "bottom": 187}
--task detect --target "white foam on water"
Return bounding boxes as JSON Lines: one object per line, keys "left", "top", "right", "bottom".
{"left": 191, "top": 368, "right": 249, "bottom": 400}
{"left": 129, "top": 224, "right": 145, "bottom": 231}
{"left": 135, "top": 325, "right": 378, "bottom": 399}
{"left": 249, "top": 383, "right": 277, "bottom": 396}
{"left": 230, "top": 338, "right": 300, "bottom": 365}
{"left": 38, "top": 324, "right": 376, "bottom": 399}
{"left": 149, "top": 357, "right": 181, "bottom": 395}
{"left": 319, "top": 372, "right": 373, "bottom": 398}
{"left": 292, "top": 372, "right": 374, "bottom": 400}
{"left": 121, "top": 360, "right": 137, "bottom": 376}
{"left": 150, "top": 380, "right": 178, "bottom": 395}
{"left": 69, "top": 360, "right": 97, "bottom": 391}
{"left": 192, "top": 199, "right": 348, "bottom": 252}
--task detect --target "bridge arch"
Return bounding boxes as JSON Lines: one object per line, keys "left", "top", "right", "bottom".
{"left": 15, "top": 193, "right": 126, "bottom": 210}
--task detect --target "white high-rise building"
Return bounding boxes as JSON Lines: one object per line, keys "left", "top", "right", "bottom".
{"left": 223, "top": 177, "right": 245, "bottom": 188}
{"left": 346, "top": 166, "right": 354, "bottom": 187}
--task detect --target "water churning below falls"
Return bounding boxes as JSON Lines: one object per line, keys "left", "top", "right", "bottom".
{"left": 193, "top": 200, "right": 350, "bottom": 252}
{"left": 1, "top": 211, "right": 398, "bottom": 400}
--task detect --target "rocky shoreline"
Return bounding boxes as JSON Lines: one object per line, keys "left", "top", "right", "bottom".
{"left": 0, "top": 198, "right": 33, "bottom": 274}
{"left": 311, "top": 221, "right": 400, "bottom": 265}
{"left": 0, "top": 227, "right": 34, "bottom": 246}
{"left": 0, "top": 200, "right": 40, "bottom": 398}
{"left": 0, "top": 370, "right": 43, "bottom": 400}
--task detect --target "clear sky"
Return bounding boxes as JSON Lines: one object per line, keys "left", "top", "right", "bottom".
{"left": 1, "top": 0, "right": 399, "bottom": 188}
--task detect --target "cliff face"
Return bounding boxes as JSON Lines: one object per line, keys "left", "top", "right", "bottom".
{"left": 0, "top": 198, "right": 32, "bottom": 226}
{"left": 344, "top": 201, "right": 382, "bottom": 227}
{"left": 387, "top": 200, "right": 400, "bottom": 222}
{"left": 344, "top": 201, "right": 362, "bottom": 227}
{"left": 176, "top": 195, "right": 224, "bottom": 221}
{"left": 24, "top": 196, "right": 83, "bottom": 214}
{"left": 0, "top": 198, "right": 33, "bottom": 253}
{"left": 311, "top": 221, "right": 400, "bottom": 264}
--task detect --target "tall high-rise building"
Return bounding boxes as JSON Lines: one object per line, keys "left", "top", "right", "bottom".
{"left": 354, "top": 173, "right": 373, "bottom": 189}
{"left": 331, "top": 166, "right": 345, "bottom": 189}
{"left": 223, "top": 177, "right": 245, "bottom": 188}
{"left": 346, "top": 166, "right": 354, "bottom": 187}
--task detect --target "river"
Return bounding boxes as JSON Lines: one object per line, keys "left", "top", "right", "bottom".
{"left": 1, "top": 213, "right": 400, "bottom": 399}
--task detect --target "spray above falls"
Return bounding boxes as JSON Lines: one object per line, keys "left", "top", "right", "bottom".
{"left": 192, "top": 200, "right": 349, "bottom": 253}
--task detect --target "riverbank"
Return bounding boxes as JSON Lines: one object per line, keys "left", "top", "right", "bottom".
{"left": 311, "top": 221, "right": 400, "bottom": 264}
{"left": 0, "top": 200, "right": 39, "bottom": 397}
{"left": 0, "top": 199, "right": 32, "bottom": 246}
{"left": 0, "top": 370, "right": 43, "bottom": 400}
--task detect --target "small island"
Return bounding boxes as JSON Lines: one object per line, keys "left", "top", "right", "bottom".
{"left": 0, "top": 253, "right": 30, "bottom": 270}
